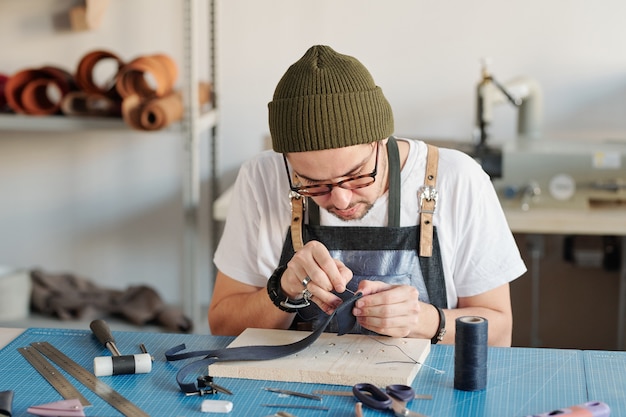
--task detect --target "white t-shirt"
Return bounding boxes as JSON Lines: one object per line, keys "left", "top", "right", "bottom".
{"left": 214, "top": 138, "right": 527, "bottom": 308}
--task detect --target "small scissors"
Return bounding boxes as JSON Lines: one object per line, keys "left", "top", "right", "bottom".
{"left": 352, "top": 383, "right": 427, "bottom": 417}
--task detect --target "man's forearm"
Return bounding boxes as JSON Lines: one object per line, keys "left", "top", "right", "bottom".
{"left": 208, "top": 287, "right": 294, "bottom": 336}
{"left": 412, "top": 302, "right": 512, "bottom": 347}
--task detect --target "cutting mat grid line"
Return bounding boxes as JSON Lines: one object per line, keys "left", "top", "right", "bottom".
{"left": 583, "top": 350, "right": 626, "bottom": 417}
{"left": 0, "top": 329, "right": 619, "bottom": 417}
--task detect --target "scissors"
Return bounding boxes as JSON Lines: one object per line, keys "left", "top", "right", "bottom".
{"left": 352, "top": 383, "right": 427, "bottom": 417}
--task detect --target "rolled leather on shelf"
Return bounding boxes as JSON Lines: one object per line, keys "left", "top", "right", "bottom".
{"left": 115, "top": 54, "right": 178, "bottom": 99}
{"left": 121, "top": 82, "right": 211, "bottom": 131}
{"left": 4, "top": 50, "right": 210, "bottom": 131}
{"left": 122, "top": 92, "right": 183, "bottom": 131}
{"left": 138, "top": 91, "right": 183, "bottom": 130}
{"left": 60, "top": 91, "right": 122, "bottom": 117}
{"left": 75, "top": 49, "right": 124, "bottom": 99}
{"left": 5, "top": 66, "right": 75, "bottom": 115}
{"left": 0, "top": 73, "right": 9, "bottom": 111}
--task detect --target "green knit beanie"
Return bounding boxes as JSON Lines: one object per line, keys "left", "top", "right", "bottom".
{"left": 268, "top": 45, "right": 394, "bottom": 153}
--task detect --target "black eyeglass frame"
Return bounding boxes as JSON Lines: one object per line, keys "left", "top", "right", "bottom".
{"left": 282, "top": 142, "right": 380, "bottom": 197}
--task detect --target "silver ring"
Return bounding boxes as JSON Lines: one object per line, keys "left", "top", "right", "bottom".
{"left": 302, "top": 288, "right": 313, "bottom": 301}
{"left": 301, "top": 276, "right": 311, "bottom": 288}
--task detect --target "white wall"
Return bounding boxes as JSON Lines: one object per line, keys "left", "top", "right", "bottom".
{"left": 2, "top": 0, "right": 626, "bottom": 314}
{"left": 216, "top": 0, "right": 626, "bottom": 182}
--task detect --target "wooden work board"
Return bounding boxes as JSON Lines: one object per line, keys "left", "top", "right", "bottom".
{"left": 209, "top": 328, "right": 431, "bottom": 387}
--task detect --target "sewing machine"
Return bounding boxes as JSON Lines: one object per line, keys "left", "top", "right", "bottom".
{"left": 456, "top": 59, "right": 625, "bottom": 211}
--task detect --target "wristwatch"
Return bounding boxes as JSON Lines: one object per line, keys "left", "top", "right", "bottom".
{"left": 267, "top": 265, "right": 311, "bottom": 312}
{"left": 431, "top": 304, "right": 446, "bottom": 344}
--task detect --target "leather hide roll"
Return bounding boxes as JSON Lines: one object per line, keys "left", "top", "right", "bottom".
{"left": 5, "top": 66, "right": 75, "bottom": 115}
{"left": 116, "top": 54, "right": 178, "bottom": 99}
{"left": 0, "top": 73, "right": 9, "bottom": 111}
{"left": 75, "top": 49, "right": 125, "bottom": 99}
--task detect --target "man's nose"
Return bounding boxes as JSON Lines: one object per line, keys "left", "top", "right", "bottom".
{"left": 329, "top": 186, "right": 352, "bottom": 209}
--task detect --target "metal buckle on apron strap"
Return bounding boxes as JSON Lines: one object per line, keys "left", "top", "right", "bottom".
{"left": 419, "top": 185, "right": 438, "bottom": 214}
{"left": 289, "top": 190, "right": 303, "bottom": 202}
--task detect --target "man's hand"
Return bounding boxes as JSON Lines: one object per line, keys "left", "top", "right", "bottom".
{"left": 281, "top": 240, "right": 353, "bottom": 314}
{"left": 352, "top": 280, "right": 422, "bottom": 338}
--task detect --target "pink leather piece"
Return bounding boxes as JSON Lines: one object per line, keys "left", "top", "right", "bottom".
{"left": 26, "top": 399, "right": 85, "bottom": 417}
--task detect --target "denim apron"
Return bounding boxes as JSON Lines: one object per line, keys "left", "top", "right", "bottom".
{"left": 279, "top": 137, "right": 447, "bottom": 334}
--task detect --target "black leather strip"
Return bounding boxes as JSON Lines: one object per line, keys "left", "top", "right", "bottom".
{"left": 165, "top": 292, "right": 362, "bottom": 393}
{"left": 0, "top": 390, "right": 13, "bottom": 417}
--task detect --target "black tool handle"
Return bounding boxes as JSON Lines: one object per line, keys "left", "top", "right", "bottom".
{"left": 90, "top": 319, "right": 117, "bottom": 348}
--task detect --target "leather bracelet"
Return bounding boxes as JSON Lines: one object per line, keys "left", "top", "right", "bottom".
{"left": 431, "top": 304, "right": 446, "bottom": 344}
{"left": 266, "top": 265, "right": 310, "bottom": 312}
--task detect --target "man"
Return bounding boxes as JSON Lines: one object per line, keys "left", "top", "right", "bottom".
{"left": 209, "top": 45, "right": 526, "bottom": 346}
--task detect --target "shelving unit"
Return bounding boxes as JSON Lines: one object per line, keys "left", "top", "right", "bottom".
{"left": 0, "top": 0, "right": 218, "bottom": 332}
{"left": 180, "top": 0, "right": 219, "bottom": 331}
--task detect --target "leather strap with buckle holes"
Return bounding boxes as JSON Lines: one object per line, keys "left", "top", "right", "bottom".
{"left": 289, "top": 192, "right": 305, "bottom": 252}
{"left": 419, "top": 145, "right": 439, "bottom": 257}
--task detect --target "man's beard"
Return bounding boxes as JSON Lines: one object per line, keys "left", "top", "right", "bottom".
{"left": 326, "top": 200, "right": 374, "bottom": 222}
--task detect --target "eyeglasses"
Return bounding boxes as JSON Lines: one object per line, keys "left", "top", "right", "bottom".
{"left": 283, "top": 142, "right": 379, "bottom": 197}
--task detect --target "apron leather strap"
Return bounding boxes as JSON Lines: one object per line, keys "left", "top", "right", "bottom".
{"left": 419, "top": 145, "right": 439, "bottom": 257}
{"left": 289, "top": 192, "right": 305, "bottom": 252}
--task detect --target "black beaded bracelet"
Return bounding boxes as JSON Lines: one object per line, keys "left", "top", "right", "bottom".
{"left": 431, "top": 304, "right": 446, "bottom": 344}
{"left": 266, "top": 265, "right": 310, "bottom": 312}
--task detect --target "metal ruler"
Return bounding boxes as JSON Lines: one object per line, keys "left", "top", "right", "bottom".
{"left": 18, "top": 346, "right": 91, "bottom": 407}
{"left": 22, "top": 341, "right": 150, "bottom": 417}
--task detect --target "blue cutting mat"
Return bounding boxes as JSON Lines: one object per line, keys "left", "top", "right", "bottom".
{"left": 584, "top": 350, "right": 626, "bottom": 417}
{"left": 0, "top": 328, "right": 592, "bottom": 417}
{"left": 414, "top": 345, "right": 587, "bottom": 417}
